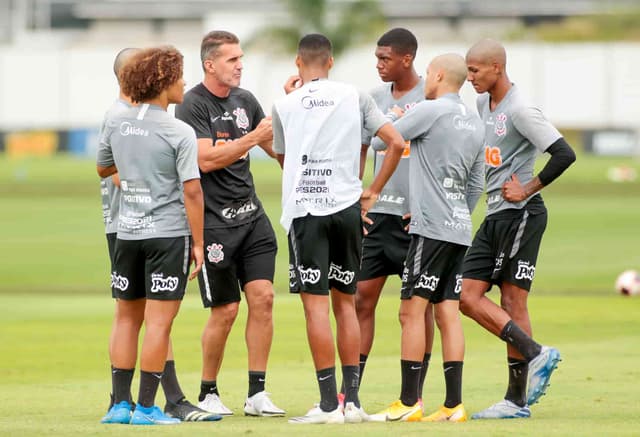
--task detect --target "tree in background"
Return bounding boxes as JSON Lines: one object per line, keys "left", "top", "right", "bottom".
{"left": 509, "top": 9, "right": 640, "bottom": 42}
{"left": 247, "top": 0, "right": 387, "bottom": 57}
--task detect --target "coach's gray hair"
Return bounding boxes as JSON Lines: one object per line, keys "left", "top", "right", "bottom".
{"left": 200, "top": 30, "right": 239, "bottom": 67}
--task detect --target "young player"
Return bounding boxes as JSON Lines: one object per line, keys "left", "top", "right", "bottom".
{"left": 352, "top": 28, "right": 435, "bottom": 405}
{"left": 272, "top": 33, "right": 405, "bottom": 424}
{"left": 99, "top": 47, "right": 218, "bottom": 424}
{"left": 369, "top": 53, "right": 484, "bottom": 423}
{"left": 97, "top": 46, "right": 205, "bottom": 425}
{"left": 461, "top": 38, "right": 576, "bottom": 419}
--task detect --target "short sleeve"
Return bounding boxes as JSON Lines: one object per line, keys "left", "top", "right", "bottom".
{"left": 359, "top": 91, "right": 387, "bottom": 137}
{"left": 174, "top": 123, "right": 201, "bottom": 182}
{"left": 96, "top": 119, "right": 115, "bottom": 167}
{"left": 512, "top": 106, "right": 562, "bottom": 153}
{"left": 272, "top": 105, "right": 285, "bottom": 155}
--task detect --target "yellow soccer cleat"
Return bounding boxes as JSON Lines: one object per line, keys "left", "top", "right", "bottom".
{"left": 422, "top": 404, "right": 468, "bottom": 422}
{"left": 368, "top": 400, "right": 422, "bottom": 422}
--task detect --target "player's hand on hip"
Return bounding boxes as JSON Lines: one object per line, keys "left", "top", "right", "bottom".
{"left": 502, "top": 174, "right": 527, "bottom": 202}
{"left": 189, "top": 244, "right": 204, "bottom": 280}
{"left": 402, "top": 212, "right": 411, "bottom": 231}
{"left": 360, "top": 189, "right": 379, "bottom": 233}
{"left": 284, "top": 75, "right": 302, "bottom": 94}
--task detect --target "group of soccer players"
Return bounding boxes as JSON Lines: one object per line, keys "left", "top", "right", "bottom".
{"left": 96, "top": 27, "right": 575, "bottom": 425}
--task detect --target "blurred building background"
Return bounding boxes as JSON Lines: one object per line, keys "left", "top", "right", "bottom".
{"left": 1, "top": 0, "right": 639, "bottom": 157}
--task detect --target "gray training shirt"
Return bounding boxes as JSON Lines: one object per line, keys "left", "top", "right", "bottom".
{"left": 97, "top": 104, "right": 200, "bottom": 240}
{"left": 478, "top": 84, "right": 561, "bottom": 216}
{"left": 371, "top": 93, "right": 485, "bottom": 247}
{"left": 99, "top": 98, "right": 131, "bottom": 234}
{"left": 363, "top": 79, "right": 425, "bottom": 216}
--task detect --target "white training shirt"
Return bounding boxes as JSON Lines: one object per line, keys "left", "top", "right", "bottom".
{"left": 272, "top": 79, "right": 387, "bottom": 232}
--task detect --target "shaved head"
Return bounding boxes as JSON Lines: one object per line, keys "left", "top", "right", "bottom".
{"left": 430, "top": 53, "right": 468, "bottom": 89}
{"left": 466, "top": 38, "right": 506, "bottom": 67}
{"left": 113, "top": 48, "right": 140, "bottom": 80}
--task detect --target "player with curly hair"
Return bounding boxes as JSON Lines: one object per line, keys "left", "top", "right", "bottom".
{"left": 97, "top": 46, "right": 209, "bottom": 425}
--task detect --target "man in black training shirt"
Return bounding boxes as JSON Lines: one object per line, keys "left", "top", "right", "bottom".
{"left": 175, "top": 30, "right": 284, "bottom": 417}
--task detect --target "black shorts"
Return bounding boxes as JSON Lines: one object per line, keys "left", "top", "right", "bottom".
{"left": 401, "top": 236, "right": 466, "bottom": 303}
{"left": 462, "top": 210, "right": 547, "bottom": 292}
{"left": 198, "top": 214, "right": 277, "bottom": 308}
{"left": 111, "top": 236, "right": 191, "bottom": 301}
{"left": 288, "top": 202, "right": 362, "bottom": 295}
{"left": 359, "top": 213, "right": 410, "bottom": 281}
{"left": 106, "top": 233, "right": 117, "bottom": 298}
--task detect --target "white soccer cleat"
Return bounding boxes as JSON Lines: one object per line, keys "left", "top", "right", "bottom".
{"left": 198, "top": 393, "right": 234, "bottom": 416}
{"left": 343, "top": 402, "right": 369, "bottom": 423}
{"left": 471, "top": 399, "right": 531, "bottom": 419}
{"left": 288, "top": 404, "right": 344, "bottom": 424}
{"left": 244, "top": 391, "right": 285, "bottom": 417}
{"left": 527, "top": 346, "right": 561, "bottom": 405}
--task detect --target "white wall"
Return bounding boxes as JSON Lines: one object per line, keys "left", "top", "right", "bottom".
{"left": 1, "top": 42, "right": 639, "bottom": 130}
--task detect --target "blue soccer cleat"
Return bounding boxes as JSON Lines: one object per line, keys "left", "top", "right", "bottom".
{"left": 527, "top": 346, "right": 562, "bottom": 405}
{"left": 130, "top": 405, "right": 181, "bottom": 425}
{"left": 101, "top": 400, "right": 133, "bottom": 424}
{"left": 471, "top": 400, "right": 531, "bottom": 420}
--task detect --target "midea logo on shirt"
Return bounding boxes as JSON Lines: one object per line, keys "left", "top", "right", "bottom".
{"left": 119, "top": 122, "right": 149, "bottom": 137}
{"left": 301, "top": 96, "right": 335, "bottom": 109}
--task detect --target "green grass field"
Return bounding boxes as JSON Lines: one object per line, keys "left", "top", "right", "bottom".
{"left": 1, "top": 154, "right": 640, "bottom": 436}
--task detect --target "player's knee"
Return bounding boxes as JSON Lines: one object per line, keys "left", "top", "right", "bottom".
{"left": 210, "top": 302, "right": 239, "bottom": 327}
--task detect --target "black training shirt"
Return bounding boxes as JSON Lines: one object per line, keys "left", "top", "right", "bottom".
{"left": 176, "top": 83, "right": 266, "bottom": 229}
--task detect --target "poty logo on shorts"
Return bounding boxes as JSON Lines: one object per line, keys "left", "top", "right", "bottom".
{"left": 111, "top": 272, "right": 129, "bottom": 291}
{"left": 207, "top": 243, "right": 224, "bottom": 264}
{"left": 233, "top": 107, "right": 249, "bottom": 130}
{"left": 454, "top": 274, "right": 463, "bottom": 294}
{"left": 150, "top": 273, "right": 179, "bottom": 293}
{"left": 298, "top": 266, "right": 321, "bottom": 285}
{"left": 416, "top": 273, "right": 440, "bottom": 291}
{"left": 328, "top": 263, "right": 355, "bottom": 285}
{"left": 515, "top": 260, "right": 535, "bottom": 281}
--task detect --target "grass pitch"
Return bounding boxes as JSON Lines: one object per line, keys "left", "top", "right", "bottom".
{"left": 0, "top": 153, "right": 639, "bottom": 435}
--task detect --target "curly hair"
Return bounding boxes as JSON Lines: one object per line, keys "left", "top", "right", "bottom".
{"left": 120, "top": 46, "right": 183, "bottom": 103}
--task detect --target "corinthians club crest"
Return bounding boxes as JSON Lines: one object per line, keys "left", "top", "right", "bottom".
{"left": 495, "top": 113, "right": 507, "bottom": 136}
{"left": 233, "top": 107, "right": 249, "bottom": 130}
{"left": 207, "top": 243, "right": 224, "bottom": 264}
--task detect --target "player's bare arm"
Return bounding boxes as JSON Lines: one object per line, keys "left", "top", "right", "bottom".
{"left": 97, "top": 164, "right": 117, "bottom": 178}
{"left": 359, "top": 144, "right": 369, "bottom": 180}
{"left": 182, "top": 178, "right": 204, "bottom": 280}
{"left": 197, "top": 116, "right": 273, "bottom": 172}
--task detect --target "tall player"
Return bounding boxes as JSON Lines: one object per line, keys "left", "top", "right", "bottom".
{"left": 175, "top": 30, "right": 284, "bottom": 417}
{"left": 369, "top": 53, "right": 484, "bottom": 423}
{"left": 461, "top": 39, "right": 576, "bottom": 419}
{"left": 273, "top": 33, "right": 405, "bottom": 424}
{"left": 97, "top": 46, "right": 205, "bottom": 425}
{"left": 100, "top": 48, "right": 218, "bottom": 424}
{"left": 353, "top": 28, "right": 434, "bottom": 405}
